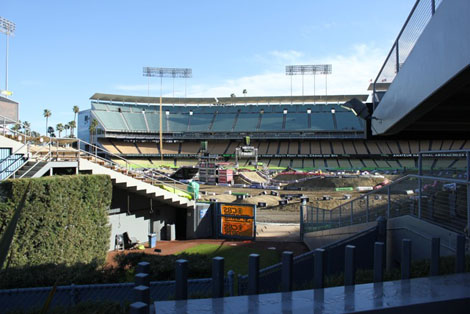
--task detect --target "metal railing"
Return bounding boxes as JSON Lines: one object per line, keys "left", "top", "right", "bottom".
{"left": 302, "top": 175, "right": 469, "bottom": 237}
{"left": 373, "top": 0, "right": 444, "bottom": 107}
{"left": 1, "top": 128, "right": 195, "bottom": 200}
{"left": 75, "top": 138, "right": 193, "bottom": 198}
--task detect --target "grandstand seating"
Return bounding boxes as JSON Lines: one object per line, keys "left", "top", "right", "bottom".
{"left": 289, "top": 142, "right": 299, "bottom": 155}
{"left": 99, "top": 138, "right": 120, "bottom": 154}
{"left": 88, "top": 102, "right": 470, "bottom": 173}
{"left": 123, "top": 112, "right": 148, "bottom": 132}
{"left": 266, "top": 142, "right": 278, "bottom": 154}
{"left": 113, "top": 141, "right": 139, "bottom": 154}
{"left": 180, "top": 142, "right": 199, "bottom": 155}
{"left": 161, "top": 143, "right": 179, "bottom": 155}
{"left": 138, "top": 142, "right": 159, "bottom": 154}
{"left": 278, "top": 142, "right": 288, "bottom": 154}
{"left": 300, "top": 141, "right": 310, "bottom": 154}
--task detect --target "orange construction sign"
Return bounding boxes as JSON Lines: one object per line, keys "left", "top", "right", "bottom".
{"left": 220, "top": 204, "right": 255, "bottom": 238}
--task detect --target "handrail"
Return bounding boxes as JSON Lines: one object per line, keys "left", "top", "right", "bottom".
{"left": 314, "top": 173, "right": 470, "bottom": 213}
{"left": 74, "top": 139, "right": 194, "bottom": 199}
{"left": 373, "top": 0, "right": 442, "bottom": 109}
{"left": 76, "top": 138, "right": 191, "bottom": 190}
{"left": 77, "top": 138, "right": 178, "bottom": 179}
{"left": 18, "top": 151, "right": 51, "bottom": 179}
{"left": 0, "top": 142, "right": 28, "bottom": 165}
{"left": 0, "top": 154, "right": 26, "bottom": 179}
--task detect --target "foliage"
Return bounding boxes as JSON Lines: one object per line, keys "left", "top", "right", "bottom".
{"left": 0, "top": 175, "right": 112, "bottom": 268}
{"left": 113, "top": 252, "right": 213, "bottom": 280}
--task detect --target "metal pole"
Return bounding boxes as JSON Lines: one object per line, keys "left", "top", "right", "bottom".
{"left": 395, "top": 41, "right": 400, "bottom": 74}
{"left": 159, "top": 76, "right": 163, "bottom": 161}
{"left": 5, "top": 33, "right": 9, "bottom": 92}
{"left": 387, "top": 186, "right": 391, "bottom": 218}
{"left": 418, "top": 153, "right": 423, "bottom": 219}
{"left": 467, "top": 184, "right": 470, "bottom": 238}
{"left": 313, "top": 73, "right": 316, "bottom": 105}
{"left": 325, "top": 74, "right": 328, "bottom": 105}
{"left": 350, "top": 201, "right": 353, "bottom": 225}
{"left": 431, "top": 0, "right": 436, "bottom": 15}
{"left": 366, "top": 195, "right": 370, "bottom": 222}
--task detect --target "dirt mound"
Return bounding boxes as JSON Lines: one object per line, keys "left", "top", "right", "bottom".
{"left": 286, "top": 176, "right": 385, "bottom": 190}
{"left": 241, "top": 171, "right": 269, "bottom": 184}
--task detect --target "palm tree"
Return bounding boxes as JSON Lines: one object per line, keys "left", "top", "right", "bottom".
{"left": 56, "top": 123, "right": 64, "bottom": 138}
{"left": 23, "top": 121, "right": 31, "bottom": 136}
{"left": 68, "top": 120, "right": 76, "bottom": 138}
{"left": 73, "top": 105, "right": 79, "bottom": 129}
{"left": 11, "top": 121, "right": 21, "bottom": 133}
{"left": 89, "top": 118, "right": 98, "bottom": 144}
{"left": 64, "top": 123, "right": 70, "bottom": 137}
{"left": 43, "top": 109, "right": 51, "bottom": 135}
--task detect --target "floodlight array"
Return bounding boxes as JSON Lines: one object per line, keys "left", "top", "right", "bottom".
{"left": 286, "top": 64, "right": 332, "bottom": 75}
{"left": 0, "top": 17, "right": 15, "bottom": 35}
{"left": 143, "top": 67, "right": 192, "bottom": 78}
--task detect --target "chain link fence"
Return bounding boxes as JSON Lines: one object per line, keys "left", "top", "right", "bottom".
{"left": 0, "top": 277, "right": 232, "bottom": 312}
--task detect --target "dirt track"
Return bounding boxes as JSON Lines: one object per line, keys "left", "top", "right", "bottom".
{"left": 197, "top": 173, "right": 404, "bottom": 223}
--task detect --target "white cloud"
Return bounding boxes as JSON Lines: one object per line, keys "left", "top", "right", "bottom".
{"left": 115, "top": 43, "right": 386, "bottom": 98}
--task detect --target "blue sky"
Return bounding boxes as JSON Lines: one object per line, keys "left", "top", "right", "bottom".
{"left": 2, "top": 0, "right": 415, "bottom": 132}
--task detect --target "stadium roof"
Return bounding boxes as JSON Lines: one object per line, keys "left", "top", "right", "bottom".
{"left": 90, "top": 93, "right": 368, "bottom": 105}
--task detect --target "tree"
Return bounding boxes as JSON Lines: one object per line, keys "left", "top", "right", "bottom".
{"left": 23, "top": 121, "right": 31, "bottom": 136}
{"left": 64, "top": 123, "right": 70, "bottom": 137}
{"left": 11, "top": 121, "right": 21, "bottom": 133}
{"left": 56, "top": 123, "right": 64, "bottom": 138}
{"left": 43, "top": 109, "right": 51, "bottom": 135}
{"left": 68, "top": 120, "right": 76, "bottom": 138}
{"left": 73, "top": 105, "right": 79, "bottom": 131}
{"left": 89, "top": 118, "right": 98, "bottom": 145}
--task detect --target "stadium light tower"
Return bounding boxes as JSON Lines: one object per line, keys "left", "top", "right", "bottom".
{"left": 143, "top": 67, "right": 192, "bottom": 160}
{"left": 0, "top": 17, "right": 15, "bottom": 97}
{"left": 285, "top": 64, "right": 332, "bottom": 104}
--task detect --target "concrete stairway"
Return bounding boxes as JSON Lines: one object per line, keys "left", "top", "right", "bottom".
{"left": 78, "top": 158, "right": 195, "bottom": 209}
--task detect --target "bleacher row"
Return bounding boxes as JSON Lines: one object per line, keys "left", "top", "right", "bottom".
{"left": 99, "top": 138, "right": 470, "bottom": 171}
{"left": 91, "top": 102, "right": 363, "bottom": 133}
{"left": 100, "top": 139, "right": 470, "bottom": 156}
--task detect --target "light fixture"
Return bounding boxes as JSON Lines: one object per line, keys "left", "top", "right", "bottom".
{"left": 165, "top": 111, "right": 170, "bottom": 116}
{"left": 189, "top": 110, "right": 193, "bottom": 116}
{"left": 283, "top": 109, "right": 288, "bottom": 114}
{"left": 307, "top": 109, "right": 311, "bottom": 114}
{"left": 331, "top": 109, "right": 336, "bottom": 114}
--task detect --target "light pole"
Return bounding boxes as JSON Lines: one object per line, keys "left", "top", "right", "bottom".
{"left": 0, "top": 17, "right": 15, "bottom": 97}
{"left": 286, "top": 64, "right": 332, "bottom": 104}
{"left": 143, "top": 67, "right": 192, "bottom": 160}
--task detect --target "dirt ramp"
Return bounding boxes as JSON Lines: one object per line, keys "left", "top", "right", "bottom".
{"left": 286, "top": 176, "right": 385, "bottom": 190}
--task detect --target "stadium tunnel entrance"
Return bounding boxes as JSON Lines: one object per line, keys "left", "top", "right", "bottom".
{"left": 110, "top": 185, "right": 193, "bottom": 242}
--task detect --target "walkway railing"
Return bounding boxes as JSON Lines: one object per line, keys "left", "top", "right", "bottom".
{"left": 373, "top": 0, "right": 444, "bottom": 108}
{"left": 301, "top": 150, "right": 470, "bottom": 237}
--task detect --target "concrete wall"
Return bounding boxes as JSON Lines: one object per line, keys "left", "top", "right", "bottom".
{"left": 303, "top": 221, "right": 377, "bottom": 250}
{"left": 386, "top": 215, "right": 461, "bottom": 268}
{"left": 372, "top": 0, "right": 470, "bottom": 134}
{"left": 108, "top": 213, "right": 149, "bottom": 250}
{"left": 0, "top": 134, "right": 27, "bottom": 153}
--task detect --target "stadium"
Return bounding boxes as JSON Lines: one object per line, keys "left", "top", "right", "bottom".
{"left": 2, "top": 0, "right": 470, "bottom": 312}
{"left": 79, "top": 92, "right": 469, "bottom": 172}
